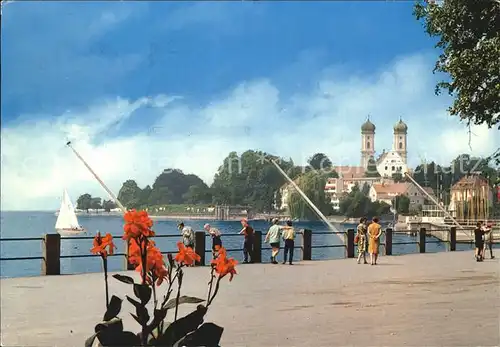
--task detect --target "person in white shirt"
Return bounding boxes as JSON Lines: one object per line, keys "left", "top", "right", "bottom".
{"left": 264, "top": 218, "right": 293, "bottom": 264}
{"left": 178, "top": 222, "right": 195, "bottom": 249}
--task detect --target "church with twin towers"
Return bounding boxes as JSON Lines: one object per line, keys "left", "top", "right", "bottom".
{"left": 360, "top": 117, "right": 409, "bottom": 178}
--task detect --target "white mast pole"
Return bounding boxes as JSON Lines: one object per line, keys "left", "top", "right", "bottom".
{"left": 403, "top": 171, "right": 471, "bottom": 239}
{"left": 269, "top": 159, "right": 340, "bottom": 233}
{"left": 66, "top": 142, "right": 127, "bottom": 213}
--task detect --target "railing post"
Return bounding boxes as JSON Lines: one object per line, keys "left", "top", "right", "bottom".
{"left": 419, "top": 228, "right": 426, "bottom": 253}
{"left": 302, "top": 229, "right": 312, "bottom": 261}
{"left": 449, "top": 227, "right": 456, "bottom": 251}
{"left": 346, "top": 229, "right": 355, "bottom": 258}
{"left": 195, "top": 231, "right": 206, "bottom": 266}
{"left": 385, "top": 228, "right": 393, "bottom": 256}
{"left": 42, "top": 233, "right": 60, "bottom": 275}
{"left": 124, "top": 239, "right": 135, "bottom": 270}
{"left": 253, "top": 230, "right": 262, "bottom": 263}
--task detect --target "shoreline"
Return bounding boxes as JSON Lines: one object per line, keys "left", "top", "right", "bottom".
{"left": 48, "top": 211, "right": 355, "bottom": 223}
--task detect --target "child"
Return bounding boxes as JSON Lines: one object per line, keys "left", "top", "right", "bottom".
{"left": 282, "top": 220, "right": 296, "bottom": 265}
{"left": 264, "top": 218, "right": 281, "bottom": 264}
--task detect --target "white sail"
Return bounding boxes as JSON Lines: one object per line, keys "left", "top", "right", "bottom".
{"left": 55, "top": 190, "right": 81, "bottom": 230}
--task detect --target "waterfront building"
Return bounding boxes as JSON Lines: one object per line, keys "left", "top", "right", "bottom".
{"left": 448, "top": 174, "right": 493, "bottom": 222}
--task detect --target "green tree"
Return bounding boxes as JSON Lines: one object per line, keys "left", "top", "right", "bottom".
{"left": 117, "top": 180, "right": 143, "bottom": 209}
{"left": 149, "top": 169, "right": 208, "bottom": 205}
{"left": 392, "top": 172, "right": 404, "bottom": 183}
{"left": 102, "top": 200, "right": 117, "bottom": 212}
{"left": 364, "top": 158, "right": 381, "bottom": 177}
{"left": 210, "top": 150, "right": 296, "bottom": 212}
{"left": 414, "top": 0, "right": 500, "bottom": 129}
{"left": 182, "top": 185, "right": 212, "bottom": 204}
{"left": 287, "top": 170, "right": 332, "bottom": 220}
{"left": 76, "top": 193, "right": 92, "bottom": 212}
{"left": 308, "top": 153, "right": 338, "bottom": 178}
{"left": 338, "top": 184, "right": 391, "bottom": 218}
{"left": 90, "top": 197, "right": 102, "bottom": 210}
{"left": 361, "top": 183, "right": 370, "bottom": 196}
{"left": 139, "top": 185, "right": 152, "bottom": 207}
{"left": 394, "top": 195, "right": 410, "bottom": 214}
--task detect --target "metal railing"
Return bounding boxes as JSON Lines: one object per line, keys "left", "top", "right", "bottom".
{"left": 0, "top": 227, "right": 497, "bottom": 276}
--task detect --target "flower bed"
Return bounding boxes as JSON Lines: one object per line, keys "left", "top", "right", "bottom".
{"left": 86, "top": 209, "right": 237, "bottom": 346}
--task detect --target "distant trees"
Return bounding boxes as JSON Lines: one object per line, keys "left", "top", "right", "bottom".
{"left": 76, "top": 194, "right": 117, "bottom": 212}
{"left": 76, "top": 193, "right": 92, "bottom": 212}
{"left": 394, "top": 195, "right": 410, "bottom": 214}
{"left": 73, "top": 149, "right": 498, "bottom": 218}
{"left": 412, "top": 153, "right": 498, "bottom": 206}
{"left": 392, "top": 172, "right": 405, "bottom": 183}
{"left": 287, "top": 170, "right": 333, "bottom": 220}
{"left": 338, "top": 184, "right": 391, "bottom": 218}
{"left": 364, "top": 158, "right": 381, "bottom": 178}
{"left": 307, "top": 153, "right": 338, "bottom": 177}
{"left": 210, "top": 150, "right": 298, "bottom": 212}
{"left": 116, "top": 169, "right": 212, "bottom": 209}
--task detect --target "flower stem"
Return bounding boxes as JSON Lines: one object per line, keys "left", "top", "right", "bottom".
{"left": 174, "top": 268, "right": 183, "bottom": 321}
{"left": 102, "top": 256, "right": 109, "bottom": 309}
{"left": 207, "top": 276, "right": 222, "bottom": 307}
{"left": 140, "top": 237, "right": 148, "bottom": 346}
{"left": 206, "top": 266, "right": 215, "bottom": 304}
{"left": 151, "top": 272, "right": 158, "bottom": 309}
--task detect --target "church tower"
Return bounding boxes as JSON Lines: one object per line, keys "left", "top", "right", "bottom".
{"left": 360, "top": 116, "right": 376, "bottom": 169}
{"left": 393, "top": 117, "right": 408, "bottom": 164}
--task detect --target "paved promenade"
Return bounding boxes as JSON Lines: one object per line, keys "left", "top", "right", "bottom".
{"left": 1, "top": 251, "right": 499, "bottom": 346}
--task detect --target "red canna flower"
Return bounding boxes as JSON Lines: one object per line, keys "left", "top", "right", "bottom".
{"left": 91, "top": 232, "right": 116, "bottom": 258}
{"left": 123, "top": 209, "right": 155, "bottom": 240}
{"left": 175, "top": 242, "right": 201, "bottom": 266}
{"left": 211, "top": 247, "right": 238, "bottom": 281}
{"left": 128, "top": 238, "right": 168, "bottom": 286}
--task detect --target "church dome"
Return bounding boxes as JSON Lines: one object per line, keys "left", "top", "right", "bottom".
{"left": 394, "top": 119, "right": 408, "bottom": 133}
{"left": 361, "top": 119, "right": 376, "bottom": 132}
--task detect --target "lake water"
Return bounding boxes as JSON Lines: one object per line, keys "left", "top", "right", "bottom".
{"left": 0, "top": 211, "right": 476, "bottom": 278}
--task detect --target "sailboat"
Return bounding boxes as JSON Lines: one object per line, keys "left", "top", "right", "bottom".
{"left": 55, "top": 189, "right": 86, "bottom": 235}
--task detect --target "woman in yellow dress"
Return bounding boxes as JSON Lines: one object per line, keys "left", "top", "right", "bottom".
{"left": 367, "top": 217, "right": 382, "bottom": 265}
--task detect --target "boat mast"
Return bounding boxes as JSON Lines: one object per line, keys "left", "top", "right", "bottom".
{"left": 269, "top": 159, "right": 340, "bottom": 233}
{"left": 403, "top": 171, "right": 471, "bottom": 239}
{"left": 66, "top": 142, "right": 127, "bottom": 213}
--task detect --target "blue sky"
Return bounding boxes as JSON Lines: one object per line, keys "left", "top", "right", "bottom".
{"left": 1, "top": 1, "right": 498, "bottom": 210}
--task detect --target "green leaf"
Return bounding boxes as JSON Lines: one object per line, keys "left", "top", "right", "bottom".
{"left": 112, "top": 274, "right": 135, "bottom": 285}
{"left": 162, "top": 296, "right": 205, "bottom": 310}
{"left": 175, "top": 322, "right": 224, "bottom": 347}
{"left": 84, "top": 333, "right": 98, "bottom": 347}
{"left": 102, "top": 296, "right": 122, "bottom": 322}
{"left": 95, "top": 317, "right": 123, "bottom": 334}
{"left": 154, "top": 305, "right": 207, "bottom": 346}
{"left": 98, "top": 330, "right": 141, "bottom": 346}
{"left": 144, "top": 308, "right": 169, "bottom": 337}
{"left": 135, "top": 305, "right": 150, "bottom": 326}
{"left": 133, "top": 283, "right": 152, "bottom": 304}
{"left": 126, "top": 295, "right": 141, "bottom": 308}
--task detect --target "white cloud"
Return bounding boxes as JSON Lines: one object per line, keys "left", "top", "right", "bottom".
{"left": 1, "top": 53, "right": 499, "bottom": 211}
